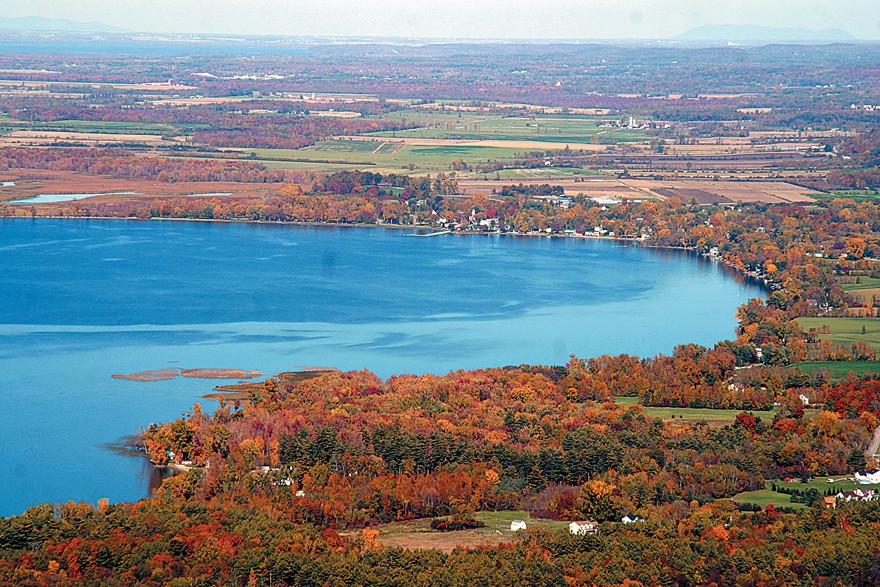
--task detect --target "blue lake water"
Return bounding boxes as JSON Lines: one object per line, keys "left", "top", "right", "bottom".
{"left": 0, "top": 218, "right": 765, "bottom": 516}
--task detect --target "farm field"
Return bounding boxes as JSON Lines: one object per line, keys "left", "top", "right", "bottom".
{"left": 839, "top": 276, "right": 880, "bottom": 304}
{"left": 364, "top": 111, "right": 646, "bottom": 144}
{"left": 250, "top": 141, "right": 528, "bottom": 174}
{"left": 0, "top": 129, "right": 178, "bottom": 147}
{"left": 796, "top": 317, "right": 880, "bottom": 351}
{"left": 815, "top": 189, "right": 880, "bottom": 201}
{"left": 0, "top": 169, "right": 271, "bottom": 211}
{"left": 788, "top": 360, "right": 880, "bottom": 380}
{"left": 348, "top": 510, "right": 572, "bottom": 553}
{"left": 457, "top": 177, "right": 820, "bottom": 203}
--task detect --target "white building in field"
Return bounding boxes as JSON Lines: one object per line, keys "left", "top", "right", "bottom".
{"left": 569, "top": 521, "right": 598, "bottom": 535}
{"left": 855, "top": 469, "right": 880, "bottom": 484}
{"left": 510, "top": 520, "right": 527, "bottom": 532}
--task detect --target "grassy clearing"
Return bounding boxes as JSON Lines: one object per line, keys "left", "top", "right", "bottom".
{"left": 613, "top": 396, "right": 777, "bottom": 424}
{"left": 788, "top": 360, "right": 880, "bottom": 379}
{"left": 796, "top": 317, "right": 880, "bottom": 351}
{"left": 731, "top": 476, "right": 880, "bottom": 509}
{"left": 356, "top": 510, "right": 570, "bottom": 552}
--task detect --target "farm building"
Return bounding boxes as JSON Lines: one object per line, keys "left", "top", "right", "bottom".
{"left": 569, "top": 521, "right": 599, "bottom": 535}
{"left": 510, "top": 520, "right": 527, "bottom": 532}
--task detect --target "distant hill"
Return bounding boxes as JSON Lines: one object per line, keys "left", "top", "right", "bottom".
{"left": 0, "top": 16, "right": 124, "bottom": 33}
{"left": 679, "top": 24, "right": 855, "bottom": 44}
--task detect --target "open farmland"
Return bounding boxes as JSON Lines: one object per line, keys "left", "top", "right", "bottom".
{"left": 0, "top": 130, "right": 178, "bottom": 147}
{"left": 0, "top": 169, "right": 272, "bottom": 212}
{"left": 363, "top": 111, "right": 645, "bottom": 144}
{"left": 789, "top": 361, "right": 880, "bottom": 380}
{"left": 457, "top": 177, "right": 821, "bottom": 203}
{"left": 250, "top": 141, "right": 528, "bottom": 174}
{"left": 796, "top": 317, "right": 880, "bottom": 351}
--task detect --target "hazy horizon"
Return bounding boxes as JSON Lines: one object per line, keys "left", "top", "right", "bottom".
{"left": 0, "top": 0, "right": 877, "bottom": 40}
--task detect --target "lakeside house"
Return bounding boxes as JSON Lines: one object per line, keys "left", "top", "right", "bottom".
{"left": 569, "top": 521, "right": 599, "bottom": 535}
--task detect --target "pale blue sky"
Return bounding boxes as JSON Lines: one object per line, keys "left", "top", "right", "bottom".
{"left": 2, "top": 0, "right": 877, "bottom": 39}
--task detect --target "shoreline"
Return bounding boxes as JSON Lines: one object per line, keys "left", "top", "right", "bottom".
{"left": 12, "top": 213, "right": 774, "bottom": 294}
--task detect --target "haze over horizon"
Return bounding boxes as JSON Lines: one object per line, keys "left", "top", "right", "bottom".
{"left": 0, "top": 0, "right": 877, "bottom": 40}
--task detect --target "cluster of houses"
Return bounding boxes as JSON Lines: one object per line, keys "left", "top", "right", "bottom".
{"left": 823, "top": 488, "right": 876, "bottom": 508}
{"left": 510, "top": 514, "right": 645, "bottom": 535}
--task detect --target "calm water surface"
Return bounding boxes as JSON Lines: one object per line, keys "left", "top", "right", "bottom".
{"left": 0, "top": 218, "right": 765, "bottom": 516}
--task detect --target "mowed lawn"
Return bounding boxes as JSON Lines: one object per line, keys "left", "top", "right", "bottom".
{"left": 796, "top": 317, "right": 880, "bottom": 351}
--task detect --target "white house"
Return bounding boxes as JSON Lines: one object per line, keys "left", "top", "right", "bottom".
{"left": 855, "top": 469, "right": 880, "bottom": 485}
{"left": 799, "top": 394, "right": 811, "bottom": 407}
{"left": 835, "top": 488, "right": 875, "bottom": 502}
{"left": 569, "top": 521, "right": 598, "bottom": 535}
{"left": 621, "top": 515, "right": 645, "bottom": 524}
{"left": 510, "top": 520, "right": 528, "bottom": 532}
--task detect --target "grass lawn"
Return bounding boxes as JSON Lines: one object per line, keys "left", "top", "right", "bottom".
{"left": 796, "top": 317, "right": 880, "bottom": 351}
{"left": 788, "top": 360, "right": 880, "bottom": 379}
{"left": 350, "top": 510, "right": 571, "bottom": 552}
{"left": 731, "top": 476, "right": 880, "bottom": 510}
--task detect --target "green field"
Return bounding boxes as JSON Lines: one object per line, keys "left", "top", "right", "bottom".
{"left": 474, "top": 167, "right": 600, "bottom": 179}
{"left": 789, "top": 360, "right": 880, "bottom": 379}
{"left": 814, "top": 189, "right": 880, "bottom": 201}
{"left": 367, "top": 112, "right": 645, "bottom": 144}
{"left": 731, "top": 476, "right": 880, "bottom": 509}
{"left": 250, "top": 141, "right": 528, "bottom": 174}
{"left": 796, "top": 317, "right": 880, "bottom": 351}
{"left": 614, "top": 396, "right": 777, "bottom": 423}
{"left": 358, "top": 510, "right": 572, "bottom": 552}
{"left": 31, "top": 119, "right": 182, "bottom": 135}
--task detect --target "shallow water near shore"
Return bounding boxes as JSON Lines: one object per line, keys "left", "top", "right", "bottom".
{"left": 0, "top": 218, "right": 764, "bottom": 516}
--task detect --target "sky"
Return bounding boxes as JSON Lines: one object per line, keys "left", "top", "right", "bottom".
{"left": 2, "top": 0, "right": 878, "bottom": 40}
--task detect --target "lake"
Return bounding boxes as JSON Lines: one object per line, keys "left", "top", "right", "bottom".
{"left": 0, "top": 218, "right": 765, "bottom": 516}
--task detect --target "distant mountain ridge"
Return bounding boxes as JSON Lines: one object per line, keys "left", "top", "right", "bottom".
{"left": 0, "top": 16, "right": 124, "bottom": 33}
{"left": 679, "top": 24, "right": 855, "bottom": 43}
